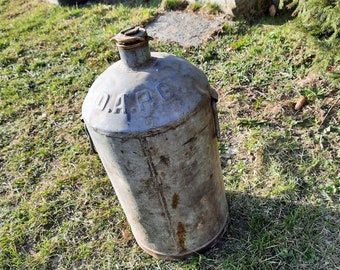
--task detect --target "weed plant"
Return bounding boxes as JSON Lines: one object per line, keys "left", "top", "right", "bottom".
{"left": 0, "top": 0, "right": 339, "bottom": 269}
{"left": 203, "top": 2, "right": 221, "bottom": 14}
{"left": 281, "top": 0, "right": 340, "bottom": 83}
{"left": 161, "top": 0, "right": 188, "bottom": 10}
{"left": 188, "top": 1, "right": 202, "bottom": 12}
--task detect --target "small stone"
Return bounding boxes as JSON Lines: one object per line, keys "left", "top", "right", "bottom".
{"left": 269, "top": 4, "right": 277, "bottom": 17}
{"left": 146, "top": 11, "right": 222, "bottom": 47}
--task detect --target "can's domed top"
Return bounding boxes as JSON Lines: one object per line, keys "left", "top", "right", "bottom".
{"left": 82, "top": 52, "right": 212, "bottom": 137}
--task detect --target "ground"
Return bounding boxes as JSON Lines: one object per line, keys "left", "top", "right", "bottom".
{"left": 146, "top": 11, "right": 224, "bottom": 47}
{"left": 0, "top": 0, "right": 339, "bottom": 269}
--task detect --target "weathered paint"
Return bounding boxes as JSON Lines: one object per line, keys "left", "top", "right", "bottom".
{"left": 82, "top": 27, "right": 229, "bottom": 259}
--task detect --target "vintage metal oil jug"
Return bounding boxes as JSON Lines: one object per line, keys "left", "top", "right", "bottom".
{"left": 82, "top": 27, "right": 229, "bottom": 259}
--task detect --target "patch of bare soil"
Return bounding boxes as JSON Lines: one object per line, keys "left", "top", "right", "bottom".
{"left": 145, "top": 11, "right": 224, "bottom": 47}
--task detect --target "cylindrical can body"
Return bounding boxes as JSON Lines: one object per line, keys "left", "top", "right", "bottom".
{"left": 82, "top": 49, "right": 229, "bottom": 259}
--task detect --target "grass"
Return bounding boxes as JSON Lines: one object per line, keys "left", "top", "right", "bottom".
{"left": 203, "top": 2, "right": 221, "bottom": 14}
{"left": 188, "top": 2, "right": 202, "bottom": 12}
{"left": 161, "top": 0, "right": 188, "bottom": 10}
{"left": 1, "top": 0, "right": 339, "bottom": 269}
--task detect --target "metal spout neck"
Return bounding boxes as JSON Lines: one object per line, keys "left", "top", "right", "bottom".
{"left": 113, "top": 27, "right": 152, "bottom": 68}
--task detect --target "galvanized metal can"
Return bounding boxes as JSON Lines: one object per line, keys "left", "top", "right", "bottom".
{"left": 82, "top": 27, "right": 229, "bottom": 259}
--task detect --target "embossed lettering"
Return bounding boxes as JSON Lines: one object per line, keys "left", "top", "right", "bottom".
{"left": 113, "top": 93, "right": 126, "bottom": 114}
{"left": 96, "top": 93, "right": 109, "bottom": 111}
{"left": 136, "top": 89, "right": 153, "bottom": 111}
{"left": 98, "top": 83, "right": 176, "bottom": 119}
{"left": 157, "top": 82, "right": 174, "bottom": 100}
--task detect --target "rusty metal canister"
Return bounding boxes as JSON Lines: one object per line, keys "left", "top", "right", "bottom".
{"left": 82, "top": 27, "right": 229, "bottom": 259}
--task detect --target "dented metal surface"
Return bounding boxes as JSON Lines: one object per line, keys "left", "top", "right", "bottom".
{"left": 82, "top": 27, "right": 229, "bottom": 259}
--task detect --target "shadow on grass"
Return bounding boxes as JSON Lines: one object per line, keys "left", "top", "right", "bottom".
{"left": 202, "top": 192, "right": 340, "bottom": 268}
{"left": 253, "top": 10, "right": 294, "bottom": 26}
{"left": 208, "top": 112, "right": 339, "bottom": 267}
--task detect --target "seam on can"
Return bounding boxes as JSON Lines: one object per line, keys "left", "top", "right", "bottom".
{"left": 138, "top": 137, "right": 178, "bottom": 248}
{"left": 91, "top": 97, "right": 211, "bottom": 138}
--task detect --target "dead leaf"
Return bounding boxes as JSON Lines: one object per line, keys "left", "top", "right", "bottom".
{"left": 264, "top": 103, "right": 284, "bottom": 116}
{"left": 295, "top": 96, "right": 307, "bottom": 110}
{"left": 295, "top": 73, "right": 319, "bottom": 88}
{"left": 122, "top": 229, "right": 131, "bottom": 241}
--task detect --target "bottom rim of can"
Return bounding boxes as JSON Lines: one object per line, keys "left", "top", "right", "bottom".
{"left": 138, "top": 211, "right": 230, "bottom": 260}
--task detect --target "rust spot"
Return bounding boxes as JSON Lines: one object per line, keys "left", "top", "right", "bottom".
{"left": 177, "top": 222, "right": 186, "bottom": 252}
{"left": 172, "top": 193, "right": 179, "bottom": 209}
{"left": 160, "top": 155, "right": 170, "bottom": 166}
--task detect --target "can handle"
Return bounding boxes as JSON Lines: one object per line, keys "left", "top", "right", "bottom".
{"left": 81, "top": 119, "right": 97, "bottom": 154}
{"left": 209, "top": 87, "right": 220, "bottom": 139}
